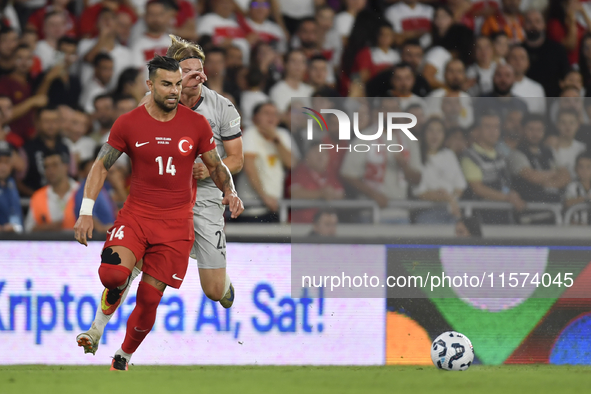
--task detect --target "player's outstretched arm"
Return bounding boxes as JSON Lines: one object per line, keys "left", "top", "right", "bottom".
{"left": 74, "top": 143, "right": 123, "bottom": 246}
{"left": 202, "top": 148, "right": 244, "bottom": 218}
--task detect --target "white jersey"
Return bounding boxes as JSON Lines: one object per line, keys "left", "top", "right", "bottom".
{"left": 191, "top": 85, "right": 242, "bottom": 203}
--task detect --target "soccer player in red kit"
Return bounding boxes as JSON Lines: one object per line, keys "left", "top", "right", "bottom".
{"left": 73, "top": 55, "right": 244, "bottom": 371}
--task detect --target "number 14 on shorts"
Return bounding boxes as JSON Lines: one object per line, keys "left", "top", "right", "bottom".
{"left": 108, "top": 225, "right": 125, "bottom": 241}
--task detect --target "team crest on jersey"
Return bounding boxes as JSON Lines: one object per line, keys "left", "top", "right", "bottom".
{"left": 207, "top": 119, "right": 217, "bottom": 131}
{"left": 178, "top": 137, "right": 195, "bottom": 156}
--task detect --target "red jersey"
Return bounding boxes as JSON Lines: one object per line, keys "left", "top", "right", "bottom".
{"left": 107, "top": 105, "right": 216, "bottom": 220}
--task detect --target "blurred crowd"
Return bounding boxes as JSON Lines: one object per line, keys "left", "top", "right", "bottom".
{"left": 2, "top": 0, "right": 591, "bottom": 234}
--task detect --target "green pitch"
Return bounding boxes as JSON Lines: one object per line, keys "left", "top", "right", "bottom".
{"left": 0, "top": 365, "right": 589, "bottom": 394}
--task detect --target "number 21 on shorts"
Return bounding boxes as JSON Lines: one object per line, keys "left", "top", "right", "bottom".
{"left": 155, "top": 156, "right": 176, "bottom": 176}
{"left": 108, "top": 225, "right": 125, "bottom": 241}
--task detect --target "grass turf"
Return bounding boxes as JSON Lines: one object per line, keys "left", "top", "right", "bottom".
{"left": 0, "top": 365, "right": 590, "bottom": 394}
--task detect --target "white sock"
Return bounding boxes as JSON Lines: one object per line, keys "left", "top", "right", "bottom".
{"left": 115, "top": 347, "right": 133, "bottom": 362}
{"left": 223, "top": 272, "right": 231, "bottom": 295}
{"left": 93, "top": 266, "right": 142, "bottom": 335}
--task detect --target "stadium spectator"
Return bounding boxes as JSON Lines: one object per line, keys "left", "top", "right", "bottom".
{"left": 74, "top": 158, "right": 115, "bottom": 233}
{"left": 314, "top": 5, "right": 342, "bottom": 71}
{"left": 477, "top": 63, "right": 528, "bottom": 121}
{"left": 24, "top": 150, "right": 78, "bottom": 232}
{"left": 461, "top": 111, "right": 525, "bottom": 224}
{"left": 279, "top": 0, "right": 316, "bottom": 35}
{"left": 564, "top": 152, "right": 591, "bottom": 223}
{"left": 445, "top": 126, "right": 469, "bottom": 157}
{"left": 130, "top": 0, "right": 173, "bottom": 78}
{"left": 579, "top": 33, "right": 591, "bottom": 89}
{"left": 196, "top": 0, "right": 250, "bottom": 63}
{"left": 552, "top": 108, "right": 586, "bottom": 178}
{"left": 269, "top": 49, "right": 313, "bottom": 115}
{"left": 78, "top": 8, "right": 133, "bottom": 90}
{"left": 308, "top": 55, "right": 333, "bottom": 91}
{"left": 0, "top": 26, "right": 18, "bottom": 77}
{"left": 481, "top": 0, "right": 525, "bottom": 42}
{"left": 79, "top": 53, "right": 113, "bottom": 114}
{"left": 426, "top": 59, "right": 474, "bottom": 129}
{"left": 292, "top": 18, "right": 325, "bottom": 61}
{"left": 113, "top": 67, "right": 147, "bottom": 103}
{"left": 508, "top": 114, "right": 571, "bottom": 206}
{"left": 406, "top": 102, "right": 427, "bottom": 135}
{"left": 26, "top": 0, "right": 76, "bottom": 41}
{"left": 90, "top": 94, "right": 115, "bottom": 144}
{"left": 466, "top": 36, "right": 497, "bottom": 96}
{"left": 551, "top": 85, "right": 589, "bottom": 124}
{"left": 423, "top": 45, "right": 452, "bottom": 89}
{"left": 240, "top": 67, "right": 269, "bottom": 128}
{"left": 34, "top": 11, "right": 68, "bottom": 71}
{"left": 560, "top": 69, "right": 585, "bottom": 96}
{"left": 430, "top": 5, "right": 474, "bottom": 66}
{"left": 385, "top": 0, "right": 434, "bottom": 48}
{"left": 413, "top": 117, "right": 467, "bottom": 224}
{"left": 340, "top": 100, "right": 422, "bottom": 223}
{"left": 0, "top": 141, "right": 23, "bottom": 233}
{"left": 547, "top": 0, "right": 591, "bottom": 66}
{"left": 18, "top": 106, "right": 71, "bottom": 196}
{"left": 36, "top": 36, "right": 81, "bottom": 108}
{"left": 398, "top": 39, "right": 431, "bottom": 97}
{"left": 246, "top": 0, "right": 287, "bottom": 53}
{"left": 79, "top": 0, "right": 137, "bottom": 39}
{"left": 309, "top": 208, "right": 338, "bottom": 236}
{"left": 388, "top": 63, "right": 424, "bottom": 110}
{"left": 334, "top": 0, "right": 367, "bottom": 45}
{"left": 115, "top": 9, "right": 134, "bottom": 46}
{"left": 353, "top": 21, "right": 400, "bottom": 84}
{"left": 497, "top": 108, "right": 526, "bottom": 157}
{"left": 455, "top": 216, "right": 483, "bottom": 237}
{"left": 237, "top": 102, "right": 292, "bottom": 222}
{"left": 506, "top": 45, "right": 546, "bottom": 114}
{"left": 169, "top": 0, "right": 197, "bottom": 42}
{"left": 63, "top": 107, "right": 96, "bottom": 166}
{"left": 0, "top": 95, "right": 27, "bottom": 151}
{"left": 291, "top": 143, "right": 344, "bottom": 223}
{"left": 491, "top": 31, "right": 510, "bottom": 63}
{"left": 523, "top": 9, "right": 570, "bottom": 98}
{"left": 0, "top": 44, "right": 48, "bottom": 141}
{"left": 203, "top": 47, "right": 234, "bottom": 102}
{"left": 113, "top": 94, "right": 138, "bottom": 118}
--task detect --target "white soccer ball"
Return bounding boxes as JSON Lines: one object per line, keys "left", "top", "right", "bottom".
{"left": 430, "top": 331, "right": 474, "bottom": 371}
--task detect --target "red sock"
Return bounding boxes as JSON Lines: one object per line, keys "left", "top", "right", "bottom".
{"left": 121, "top": 281, "right": 163, "bottom": 354}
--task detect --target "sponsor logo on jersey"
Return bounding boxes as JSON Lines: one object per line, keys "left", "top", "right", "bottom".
{"left": 229, "top": 117, "right": 241, "bottom": 128}
{"left": 178, "top": 137, "right": 194, "bottom": 156}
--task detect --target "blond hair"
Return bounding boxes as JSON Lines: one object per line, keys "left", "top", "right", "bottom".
{"left": 166, "top": 34, "right": 205, "bottom": 62}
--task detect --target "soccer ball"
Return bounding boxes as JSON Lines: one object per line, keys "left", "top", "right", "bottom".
{"left": 430, "top": 331, "right": 474, "bottom": 371}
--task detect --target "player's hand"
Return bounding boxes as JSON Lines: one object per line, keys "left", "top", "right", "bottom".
{"left": 192, "top": 162, "right": 210, "bottom": 180}
{"left": 182, "top": 70, "right": 207, "bottom": 89}
{"left": 74, "top": 215, "right": 94, "bottom": 246}
{"left": 222, "top": 192, "right": 244, "bottom": 218}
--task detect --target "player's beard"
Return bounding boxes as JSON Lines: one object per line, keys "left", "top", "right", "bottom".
{"left": 154, "top": 92, "right": 179, "bottom": 113}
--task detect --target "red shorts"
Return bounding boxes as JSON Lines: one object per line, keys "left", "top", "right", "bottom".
{"left": 103, "top": 209, "right": 194, "bottom": 289}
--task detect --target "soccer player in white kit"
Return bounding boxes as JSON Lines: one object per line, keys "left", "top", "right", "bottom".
{"left": 77, "top": 36, "right": 243, "bottom": 355}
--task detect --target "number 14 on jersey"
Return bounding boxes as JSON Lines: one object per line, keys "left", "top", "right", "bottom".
{"left": 155, "top": 156, "right": 176, "bottom": 176}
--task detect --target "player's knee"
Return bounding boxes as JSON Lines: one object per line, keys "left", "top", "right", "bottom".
{"left": 99, "top": 249, "right": 131, "bottom": 289}
{"left": 137, "top": 281, "right": 163, "bottom": 310}
{"left": 203, "top": 283, "right": 225, "bottom": 302}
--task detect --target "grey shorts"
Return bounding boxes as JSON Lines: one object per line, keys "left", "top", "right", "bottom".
{"left": 190, "top": 200, "right": 227, "bottom": 269}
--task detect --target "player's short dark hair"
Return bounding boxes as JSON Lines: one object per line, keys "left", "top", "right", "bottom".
{"left": 147, "top": 55, "right": 180, "bottom": 80}
{"left": 313, "top": 208, "right": 338, "bottom": 223}
{"left": 252, "top": 101, "right": 275, "bottom": 117}
{"left": 93, "top": 52, "right": 113, "bottom": 67}
{"left": 522, "top": 113, "right": 546, "bottom": 128}
{"left": 58, "top": 36, "right": 78, "bottom": 49}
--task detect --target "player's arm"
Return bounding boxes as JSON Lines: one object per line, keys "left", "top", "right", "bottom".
{"left": 74, "top": 143, "right": 123, "bottom": 246}
{"left": 201, "top": 147, "right": 244, "bottom": 218}
{"left": 193, "top": 138, "right": 244, "bottom": 180}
